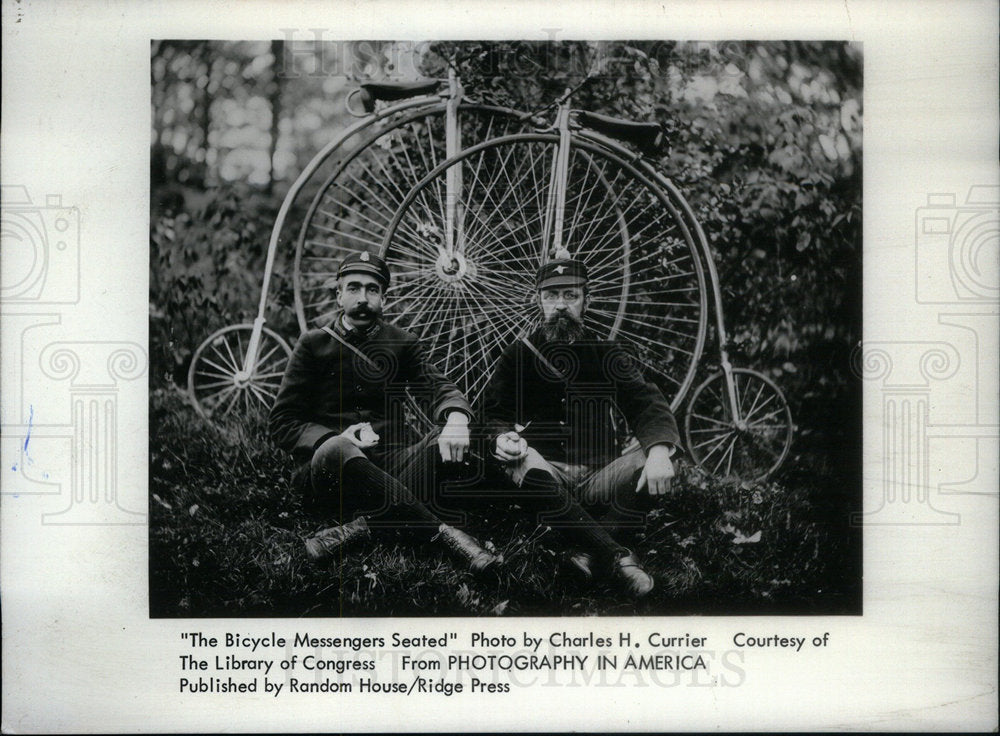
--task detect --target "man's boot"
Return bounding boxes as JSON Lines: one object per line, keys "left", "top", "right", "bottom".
{"left": 434, "top": 524, "right": 499, "bottom": 574}
{"left": 304, "top": 517, "right": 371, "bottom": 561}
{"left": 611, "top": 551, "right": 654, "bottom": 598}
{"left": 566, "top": 550, "right": 595, "bottom": 581}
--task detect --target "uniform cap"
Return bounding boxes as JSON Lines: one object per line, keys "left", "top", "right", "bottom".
{"left": 336, "top": 250, "right": 391, "bottom": 287}
{"left": 536, "top": 258, "right": 588, "bottom": 290}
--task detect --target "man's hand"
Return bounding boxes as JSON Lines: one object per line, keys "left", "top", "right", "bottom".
{"left": 493, "top": 431, "right": 528, "bottom": 464}
{"left": 438, "top": 411, "right": 471, "bottom": 463}
{"left": 340, "top": 422, "right": 380, "bottom": 449}
{"left": 636, "top": 444, "right": 676, "bottom": 495}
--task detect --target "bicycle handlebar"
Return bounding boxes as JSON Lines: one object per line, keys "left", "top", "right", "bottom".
{"left": 574, "top": 110, "right": 664, "bottom": 154}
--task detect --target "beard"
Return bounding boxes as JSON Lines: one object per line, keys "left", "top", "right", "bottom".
{"left": 540, "top": 310, "right": 587, "bottom": 343}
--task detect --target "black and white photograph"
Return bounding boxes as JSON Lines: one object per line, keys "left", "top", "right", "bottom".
{"left": 149, "top": 39, "right": 863, "bottom": 617}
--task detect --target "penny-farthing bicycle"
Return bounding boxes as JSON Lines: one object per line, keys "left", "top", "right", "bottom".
{"left": 187, "top": 71, "right": 533, "bottom": 429}
{"left": 189, "top": 75, "right": 793, "bottom": 482}
{"left": 379, "top": 92, "right": 794, "bottom": 482}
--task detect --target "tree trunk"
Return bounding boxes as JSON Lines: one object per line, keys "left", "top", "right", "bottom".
{"left": 266, "top": 40, "right": 284, "bottom": 196}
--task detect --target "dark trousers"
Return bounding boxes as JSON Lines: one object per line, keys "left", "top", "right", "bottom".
{"left": 305, "top": 430, "right": 470, "bottom": 534}
{"left": 303, "top": 432, "right": 629, "bottom": 559}
{"left": 505, "top": 447, "right": 652, "bottom": 535}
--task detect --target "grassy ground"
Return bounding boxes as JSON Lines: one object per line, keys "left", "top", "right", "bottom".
{"left": 150, "top": 385, "right": 860, "bottom": 617}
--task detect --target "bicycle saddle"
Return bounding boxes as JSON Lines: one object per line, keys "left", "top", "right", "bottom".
{"left": 360, "top": 80, "right": 443, "bottom": 102}
{"left": 575, "top": 110, "right": 664, "bottom": 153}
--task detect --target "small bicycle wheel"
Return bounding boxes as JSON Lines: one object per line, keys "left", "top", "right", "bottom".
{"left": 188, "top": 324, "right": 292, "bottom": 429}
{"left": 379, "top": 132, "right": 709, "bottom": 407}
{"left": 293, "top": 103, "right": 530, "bottom": 332}
{"left": 684, "top": 368, "right": 793, "bottom": 482}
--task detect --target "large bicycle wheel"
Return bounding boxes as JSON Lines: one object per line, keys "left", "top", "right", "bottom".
{"left": 293, "top": 103, "right": 530, "bottom": 332}
{"left": 379, "top": 133, "right": 710, "bottom": 407}
{"left": 188, "top": 324, "right": 292, "bottom": 431}
{"left": 684, "top": 368, "right": 793, "bottom": 482}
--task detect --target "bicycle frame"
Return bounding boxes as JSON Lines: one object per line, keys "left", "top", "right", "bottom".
{"left": 632, "top": 159, "right": 742, "bottom": 421}
{"left": 238, "top": 84, "right": 461, "bottom": 379}
{"left": 242, "top": 77, "right": 736, "bottom": 424}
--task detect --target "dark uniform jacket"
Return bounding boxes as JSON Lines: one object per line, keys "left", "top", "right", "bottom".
{"left": 482, "top": 327, "right": 680, "bottom": 467}
{"left": 269, "top": 317, "right": 471, "bottom": 463}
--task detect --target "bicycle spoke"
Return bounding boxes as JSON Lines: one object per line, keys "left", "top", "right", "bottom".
{"left": 745, "top": 405, "right": 785, "bottom": 426}
{"left": 193, "top": 378, "right": 237, "bottom": 391}
{"left": 198, "top": 382, "right": 238, "bottom": 406}
{"left": 690, "top": 412, "right": 734, "bottom": 428}
{"left": 741, "top": 379, "right": 768, "bottom": 422}
{"left": 713, "top": 432, "right": 740, "bottom": 476}
{"left": 586, "top": 306, "right": 703, "bottom": 343}
{"left": 695, "top": 429, "right": 736, "bottom": 460}
{"left": 200, "top": 355, "right": 238, "bottom": 378}
{"left": 721, "top": 433, "right": 739, "bottom": 478}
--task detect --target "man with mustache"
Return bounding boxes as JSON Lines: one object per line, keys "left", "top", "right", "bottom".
{"left": 482, "top": 256, "right": 680, "bottom": 597}
{"left": 269, "top": 251, "right": 498, "bottom": 574}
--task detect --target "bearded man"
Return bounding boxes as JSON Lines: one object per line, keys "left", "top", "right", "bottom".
{"left": 482, "top": 256, "right": 681, "bottom": 596}
{"left": 269, "top": 251, "right": 498, "bottom": 574}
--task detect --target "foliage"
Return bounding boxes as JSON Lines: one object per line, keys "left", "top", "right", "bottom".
{"left": 149, "top": 184, "right": 297, "bottom": 384}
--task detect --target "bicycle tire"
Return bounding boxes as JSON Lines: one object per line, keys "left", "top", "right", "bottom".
{"left": 684, "top": 368, "right": 793, "bottom": 482}
{"left": 188, "top": 323, "right": 293, "bottom": 431}
{"left": 379, "top": 132, "right": 710, "bottom": 409}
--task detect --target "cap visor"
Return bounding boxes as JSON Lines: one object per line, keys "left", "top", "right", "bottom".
{"left": 337, "top": 264, "right": 388, "bottom": 284}
{"left": 538, "top": 275, "right": 587, "bottom": 289}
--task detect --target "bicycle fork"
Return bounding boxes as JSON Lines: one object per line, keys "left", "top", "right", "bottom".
{"left": 542, "top": 99, "right": 573, "bottom": 259}
{"left": 443, "top": 68, "right": 465, "bottom": 266}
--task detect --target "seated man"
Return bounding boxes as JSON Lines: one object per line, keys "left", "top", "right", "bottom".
{"left": 269, "top": 251, "right": 497, "bottom": 574}
{"left": 482, "top": 255, "right": 681, "bottom": 596}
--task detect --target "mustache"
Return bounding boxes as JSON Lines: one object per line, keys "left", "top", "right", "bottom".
{"left": 545, "top": 311, "right": 583, "bottom": 325}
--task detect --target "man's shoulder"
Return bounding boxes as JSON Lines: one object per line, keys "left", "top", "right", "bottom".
{"left": 374, "top": 321, "right": 419, "bottom": 346}
{"left": 298, "top": 327, "right": 332, "bottom": 347}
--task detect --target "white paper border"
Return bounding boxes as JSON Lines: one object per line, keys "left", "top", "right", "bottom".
{"left": 2, "top": 0, "right": 997, "bottom": 732}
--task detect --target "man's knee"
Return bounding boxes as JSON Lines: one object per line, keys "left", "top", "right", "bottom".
{"left": 310, "top": 435, "right": 364, "bottom": 481}
{"left": 507, "top": 447, "right": 559, "bottom": 487}
{"left": 579, "top": 450, "right": 645, "bottom": 505}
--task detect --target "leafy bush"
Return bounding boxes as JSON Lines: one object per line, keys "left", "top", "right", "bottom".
{"left": 150, "top": 184, "right": 295, "bottom": 386}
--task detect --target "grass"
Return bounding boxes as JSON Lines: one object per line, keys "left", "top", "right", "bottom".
{"left": 150, "top": 385, "right": 861, "bottom": 617}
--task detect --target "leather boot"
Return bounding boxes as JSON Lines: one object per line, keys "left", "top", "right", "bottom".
{"left": 611, "top": 551, "right": 654, "bottom": 598}
{"left": 566, "top": 550, "right": 595, "bottom": 581}
{"left": 434, "top": 524, "right": 499, "bottom": 574}
{"left": 304, "top": 517, "right": 371, "bottom": 561}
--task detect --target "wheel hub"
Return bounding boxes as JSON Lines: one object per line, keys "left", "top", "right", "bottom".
{"left": 435, "top": 251, "right": 476, "bottom": 284}
{"left": 233, "top": 371, "right": 251, "bottom": 388}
